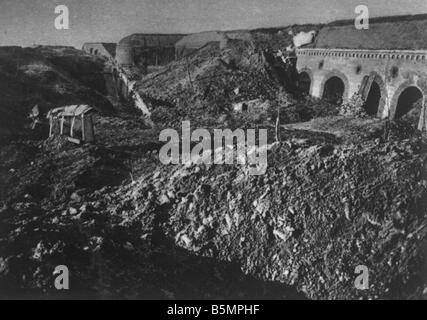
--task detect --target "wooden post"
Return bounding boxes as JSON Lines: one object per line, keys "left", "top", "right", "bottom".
{"left": 275, "top": 105, "right": 281, "bottom": 143}
{"left": 49, "top": 116, "right": 53, "bottom": 137}
{"left": 418, "top": 99, "right": 426, "bottom": 132}
{"left": 70, "top": 116, "right": 76, "bottom": 138}
{"left": 60, "top": 115, "right": 65, "bottom": 135}
{"left": 81, "top": 114, "right": 85, "bottom": 141}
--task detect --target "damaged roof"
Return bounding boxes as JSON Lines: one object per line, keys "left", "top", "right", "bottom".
{"left": 118, "top": 34, "right": 186, "bottom": 48}
{"left": 47, "top": 105, "right": 94, "bottom": 118}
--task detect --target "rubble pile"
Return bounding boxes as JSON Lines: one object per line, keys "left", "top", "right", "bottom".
{"left": 3, "top": 129, "right": 425, "bottom": 299}
{"left": 339, "top": 93, "right": 368, "bottom": 117}
{"left": 137, "top": 40, "right": 282, "bottom": 128}
{"left": 115, "top": 136, "right": 427, "bottom": 300}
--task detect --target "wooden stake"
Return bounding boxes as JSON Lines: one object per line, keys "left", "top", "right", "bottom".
{"left": 70, "top": 116, "right": 76, "bottom": 138}
{"left": 81, "top": 114, "right": 85, "bottom": 141}
{"left": 60, "top": 116, "right": 65, "bottom": 135}
{"left": 49, "top": 116, "right": 53, "bottom": 137}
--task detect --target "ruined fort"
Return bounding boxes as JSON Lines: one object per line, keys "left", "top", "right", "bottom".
{"left": 2, "top": 6, "right": 427, "bottom": 301}
{"left": 296, "top": 15, "right": 427, "bottom": 131}
{"left": 83, "top": 31, "right": 229, "bottom": 69}
{"left": 81, "top": 14, "right": 427, "bottom": 131}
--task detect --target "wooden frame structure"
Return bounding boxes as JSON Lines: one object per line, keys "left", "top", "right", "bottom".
{"left": 47, "top": 105, "right": 95, "bottom": 143}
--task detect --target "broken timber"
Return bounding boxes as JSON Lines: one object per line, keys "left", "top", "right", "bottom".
{"left": 47, "top": 105, "right": 96, "bottom": 143}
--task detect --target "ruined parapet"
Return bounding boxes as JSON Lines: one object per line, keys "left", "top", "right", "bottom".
{"left": 113, "top": 66, "right": 151, "bottom": 117}
{"left": 115, "top": 34, "right": 185, "bottom": 68}
{"left": 82, "top": 43, "right": 116, "bottom": 62}
{"left": 115, "top": 42, "right": 134, "bottom": 66}
{"left": 175, "top": 31, "right": 229, "bottom": 58}
{"left": 292, "top": 30, "right": 317, "bottom": 48}
{"left": 233, "top": 99, "right": 271, "bottom": 113}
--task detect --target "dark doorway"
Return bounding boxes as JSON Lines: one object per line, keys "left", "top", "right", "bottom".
{"left": 395, "top": 86, "right": 423, "bottom": 118}
{"left": 323, "top": 76, "right": 345, "bottom": 105}
{"left": 298, "top": 72, "right": 311, "bottom": 96}
{"left": 365, "top": 82, "right": 381, "bottom": 116}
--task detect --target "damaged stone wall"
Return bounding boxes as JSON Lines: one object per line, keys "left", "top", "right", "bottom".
{"left": 296, "top": 48, "right": 427, "bottom": 130}
{"left": 115, "top": 34, "right": 185, "bottom": 70}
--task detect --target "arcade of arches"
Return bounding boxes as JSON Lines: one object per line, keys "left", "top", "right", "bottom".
{"left": 298, "top": 72, "right": 424, "bottom": 123}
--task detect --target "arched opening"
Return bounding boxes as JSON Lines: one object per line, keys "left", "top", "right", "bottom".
{"left": 323, "top": 76, "right": 345, "bottom": 105}
{"left": 298, "top": 72, "right": 311, "bottom": 96}
{"left": 365, "top": 82, "right": 381, "bottom": 116}
{"left": 395, "top": 86, "right": 423, "bottom": 119}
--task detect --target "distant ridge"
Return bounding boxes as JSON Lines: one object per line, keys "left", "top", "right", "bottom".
{"left": 328, "top": 13, "right": 427, "bottom": 26}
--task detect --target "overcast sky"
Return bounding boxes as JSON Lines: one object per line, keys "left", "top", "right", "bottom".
{"left": 1, "top": 0, "right": 426, "bottom": 48}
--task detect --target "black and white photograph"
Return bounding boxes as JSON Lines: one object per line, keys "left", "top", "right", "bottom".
{"left": 0, "top": 0, "right": 427, "bottom": 305}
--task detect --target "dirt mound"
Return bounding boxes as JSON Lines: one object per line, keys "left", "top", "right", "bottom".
{"left": 136, "top": 40, "right": 286, "bottom": 128}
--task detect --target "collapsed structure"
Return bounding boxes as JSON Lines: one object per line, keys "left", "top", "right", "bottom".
{"left": 47, "top": 105, "right": 95, "bottom": 143}
{"left": 82, "top": 43, "right": 116, "bottom": 63}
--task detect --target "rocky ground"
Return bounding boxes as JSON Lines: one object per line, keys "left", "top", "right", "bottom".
{"left": 0, "top": 39, "right": 427, "bottom": 300}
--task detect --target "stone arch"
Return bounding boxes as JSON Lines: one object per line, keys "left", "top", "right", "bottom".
{"left": 365, "top": 81, "right": 381, "bottom": 116}
{"left": 320, "top": 70, "right": 350, "bottom": 104}
{"left": 394, "top": 87, "right": 424, "bottom": 118}
{"left": 365, "top": 72, "right": 388, "bottom": 117}
{"left": 390, "top": 80, "right": 427, "bottom": 120}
